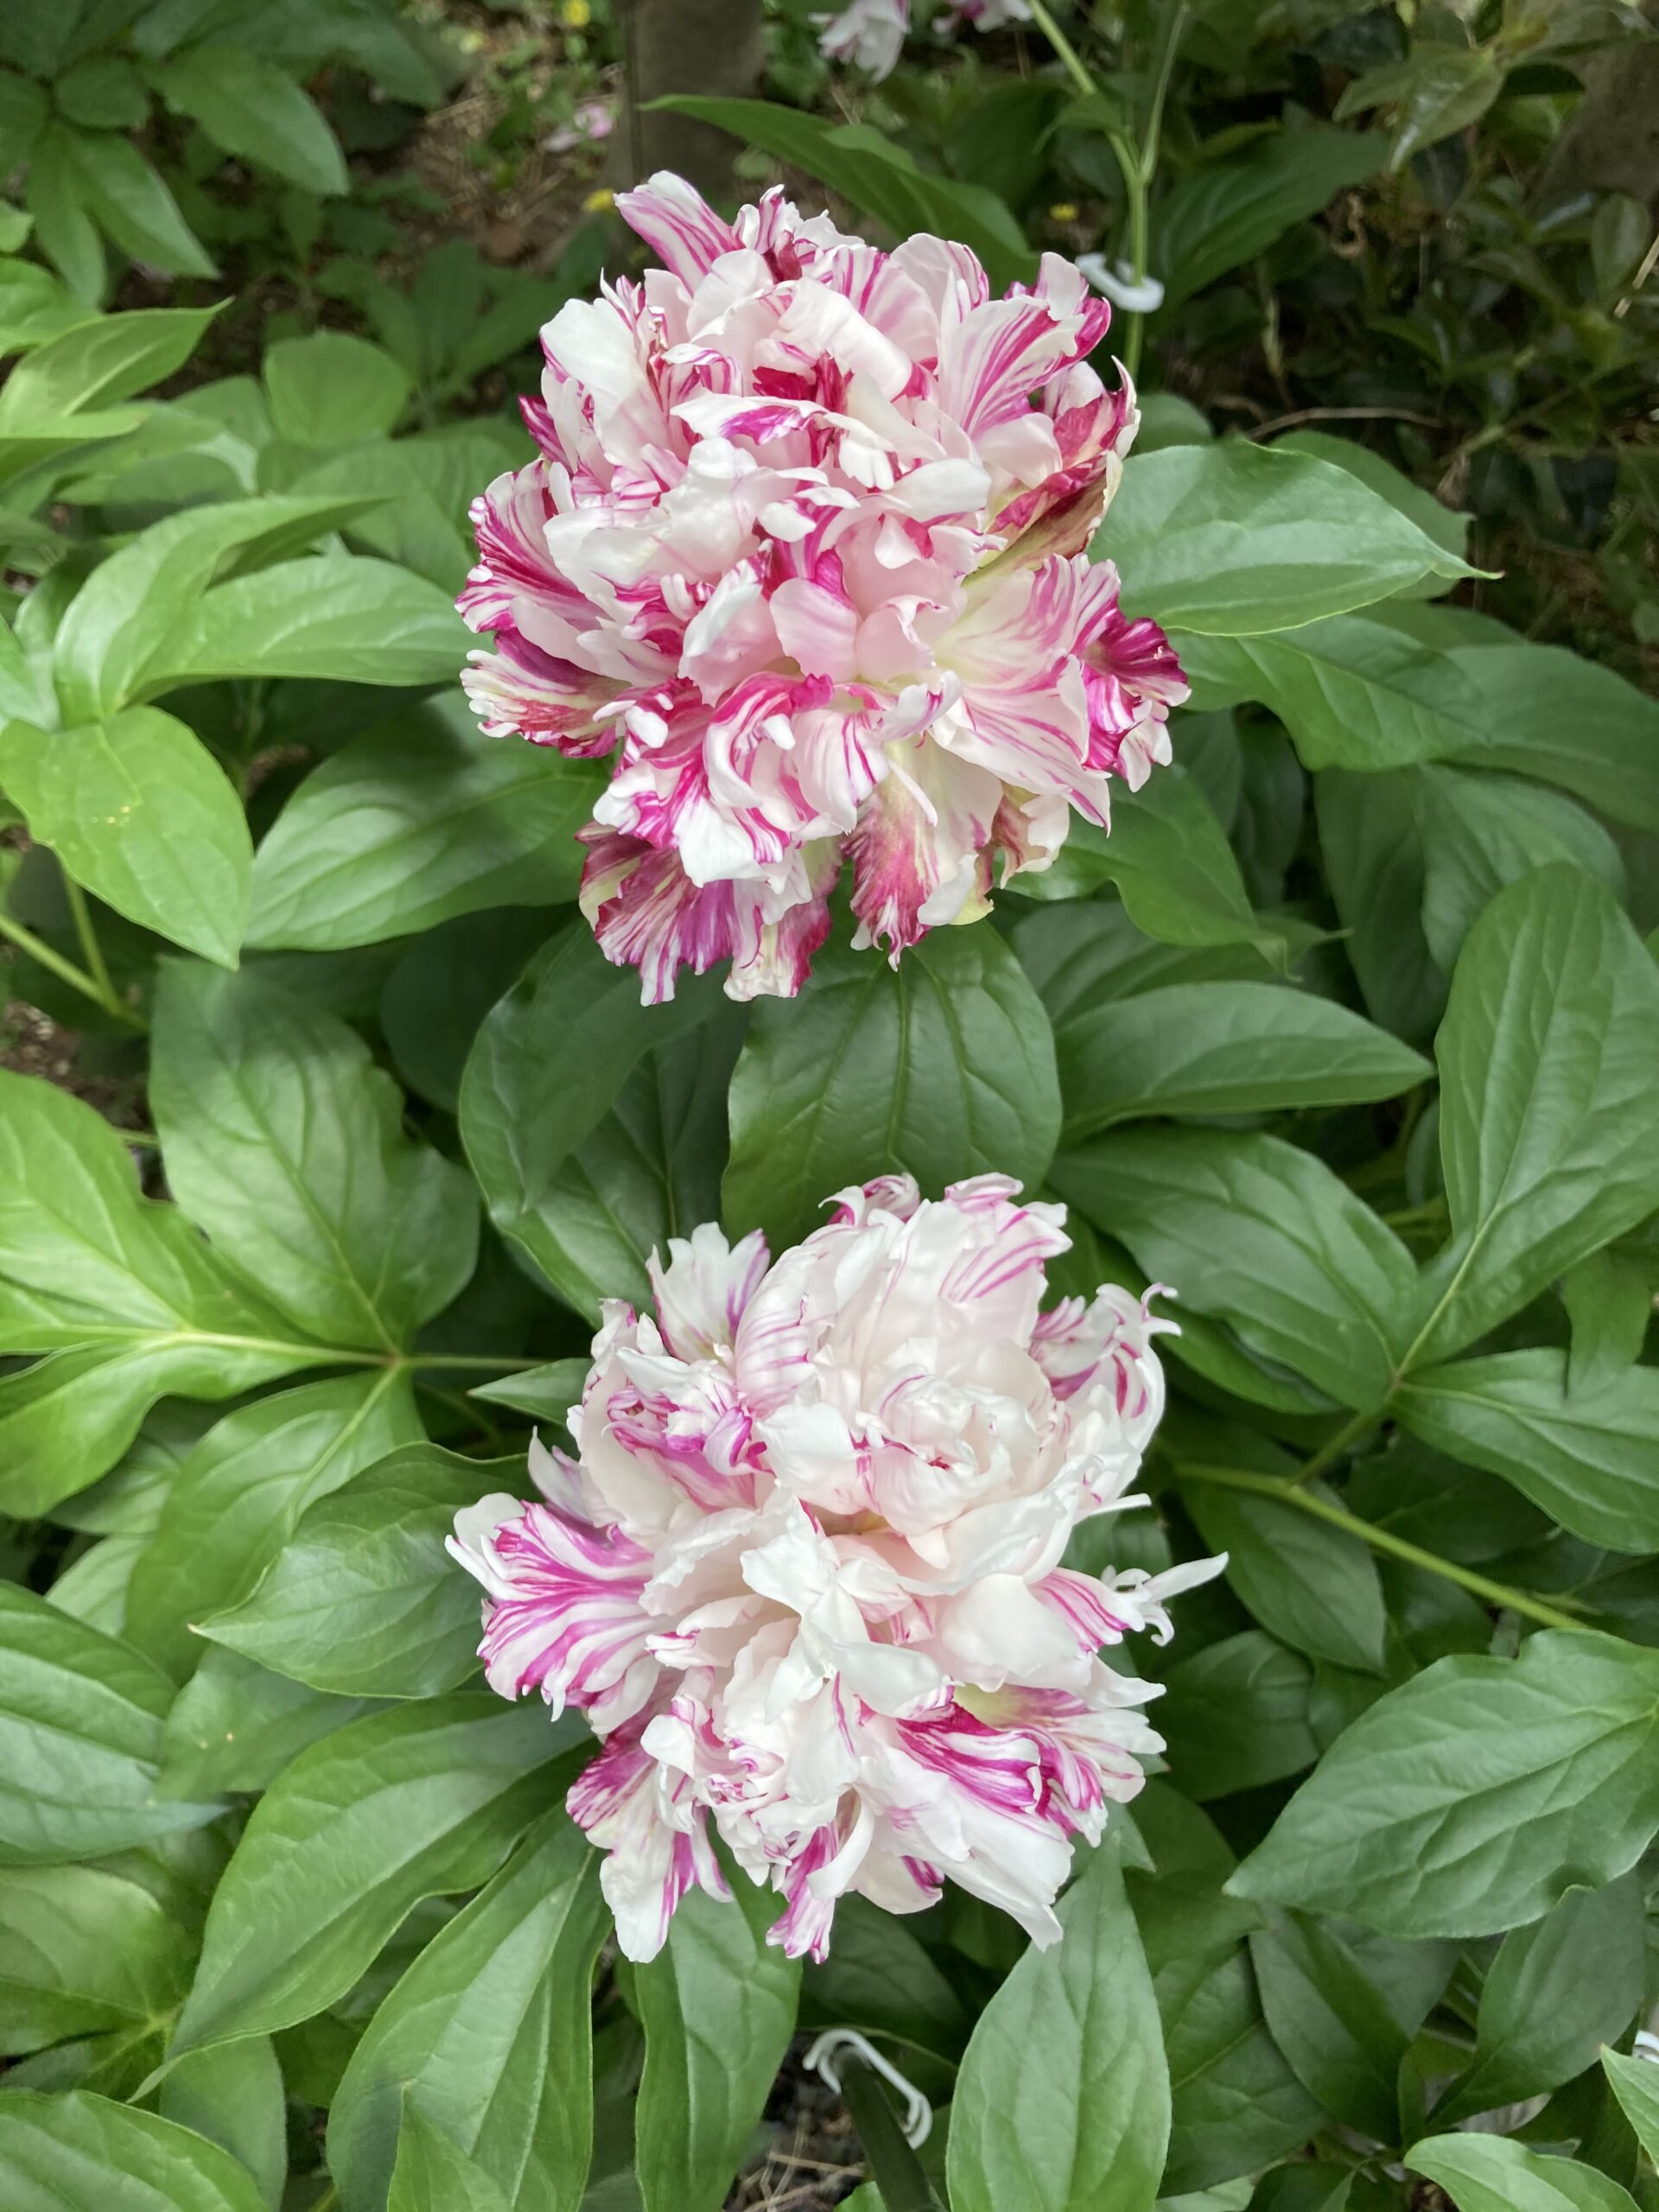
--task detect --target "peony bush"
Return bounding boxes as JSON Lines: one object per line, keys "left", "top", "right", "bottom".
{"left": 1, "top": 35, "right": 1658, "bottom": 2212}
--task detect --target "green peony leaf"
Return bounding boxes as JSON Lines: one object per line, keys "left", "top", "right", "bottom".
{"left": 634, "top": 1875, "right": 802, "bottom": 2212}
{"left": 169, "top": 1698, "right": 582, "bottom": 2057}
{"left": 949, "top": 1840, "right": 1169, "bottom": 2212}
{"left": 330, "top": 1810, "right": 608, "bottom": 2212}
{"left": 724, "top": 928, "right": 1061, "bottom": 1253}
{"left": 1232, "top": 1631, "right": 1659, "bottom": 1937}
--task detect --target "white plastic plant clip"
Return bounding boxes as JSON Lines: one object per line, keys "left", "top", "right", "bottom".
{"left": 1075, "top": 251, "right": 1166, "bottom": 315}
{"left": 1634, "top": 2029, "right": 1659, "bottom": 2063}
{"left": 804, "top": 2027, "right": 933, "bottom": 2147}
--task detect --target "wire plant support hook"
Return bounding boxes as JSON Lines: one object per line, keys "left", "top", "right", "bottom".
{"left": 804, "top": 2029, "right": 932, "bottom": 2148}
{"left": 805, "top": 2028, "right": 944, "bottom": 2211}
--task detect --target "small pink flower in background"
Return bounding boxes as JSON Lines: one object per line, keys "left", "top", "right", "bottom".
{"left": 543, "top": 100, "right": 616, "bottom": 156}
{"left": 459, "top": 171, "right": 1185, "bottom": 1004}
{"left": 814, "top": 0, "right": 1033, "bottom": 80}
{"left": 449, "top": 1176, "right": 1220, "bottom": 1962}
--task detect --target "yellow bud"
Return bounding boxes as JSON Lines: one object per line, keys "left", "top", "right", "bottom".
{"left": 1049, "top": 201, "right": 1079, "bottom": 223}
{"left": 583, "top": 188, "right": 615, "bottom": 213}
{"left": 563, "top": 0, "right": 592, "bottom": 23}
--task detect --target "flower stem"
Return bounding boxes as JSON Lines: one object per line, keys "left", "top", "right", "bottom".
{"left": 1124, "top": 198, "right": 1150, "bottom": 367}
{"left": 1141, "top": 3, "right": 1189, "bottom": 175}
{"left": 836, "top": 2056, "right": 942, "bottom": 2212}
{"left": 1122, "top": 1, "right": 1187, "bottom": 378}
{"left": 1023, "top": 0, "right": 1097, "bottom": 100}
{"left": 1175, "top": 1460, "right": 1587, "bottom": 1635}
{"left": 1024, "top": 0, "right": 1186, "bottom": 381}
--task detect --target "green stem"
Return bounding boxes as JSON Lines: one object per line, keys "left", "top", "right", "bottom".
{"left": 1123, "top": 181, "right": 1150, "bottom": 377}
{"left": 1122, "top": 1, "right": 1188, "bottom": 379}
{"left": 0, "top": 906, "right": 145, "bottom": 1030}
{"left": 1288, "top": 1408, "right": 1374, "bottom": 1489}
{"left": 1141, "top": 2, "right": 1189, "bottom": 176}
{"left": 426, "top": 1384, "right": 507, "bottom": 1452}
{"left": 1379, "top": 1200, "right": 1449, "bottom": 1231}
{"left": 61, "top": 868, "right": 117, "bottom": 1007}
{"left": 232, "top": 677, "right": 269, "bottom": 805}
{"left": 1025, "top": 0, "right": 1186, "bottom": 381}
{"left": 1023, "top": 0, "right": 1098, "bottom": 99}
{"left": 837, "top": 2056, "right": 942, "bottom": 2212}
{"left": 1175, "top": 1461, "right": 1586, "bottom": 1633}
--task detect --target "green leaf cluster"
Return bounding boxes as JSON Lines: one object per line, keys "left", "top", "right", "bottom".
{"left": 1, "top": 0, "right": 441, "bottom": 304}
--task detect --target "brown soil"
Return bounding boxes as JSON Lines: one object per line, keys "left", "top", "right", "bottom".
{"left": 733, "top": 2057, "right": 867, "bottom": 2209}
{"left": 0, "top": 994, "right": 145, "bottom": 1131}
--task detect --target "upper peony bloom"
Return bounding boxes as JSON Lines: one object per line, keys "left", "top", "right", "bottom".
{"left": 449, "top": 1175, "right": 1220, "bottom": 1962}
{"left": 459, "top": 171, "right": 1186, "bottom": 1003}
{"left": 817, "top": 0, "right": 1032, "bottom": 79}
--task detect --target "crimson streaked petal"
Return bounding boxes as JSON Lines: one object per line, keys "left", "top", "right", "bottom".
{"left": 451, "top": 1179, "right": 1211, "bottom": 1958}
{"left": 617, "top": 172, "right": 744, "bottom": 289}
{"left": 455, "top": 168, "right": 1174, "bottom": 995}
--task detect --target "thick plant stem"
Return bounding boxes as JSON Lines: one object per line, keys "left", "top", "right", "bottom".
{"left": 1175, "top": 1461, "right": 1586, "bottom": 1635}
{"left": 837, "top": 2056, "right": 942, "bottom": 2212}
{"left": 0, "top": 907, "right": 145, "bottom": 1031}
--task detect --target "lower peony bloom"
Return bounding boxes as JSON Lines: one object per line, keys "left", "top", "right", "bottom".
{"left": 449, "top": 1175, "right": 1221, "bottom": 1961}
{"left": 459, "top": 168, "right": 1186, "bottom": 1004}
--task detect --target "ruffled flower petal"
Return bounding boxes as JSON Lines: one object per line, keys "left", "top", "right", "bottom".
{"left": 454, "top": 1182, "right": 1214, "bottom": 1959}
{"left": 459, "top": 169, "right": 1185, "bottom": 1000}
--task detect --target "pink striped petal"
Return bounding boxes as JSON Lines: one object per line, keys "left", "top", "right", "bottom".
{"left": 447, "top": 1499, "right": 658, "bottom": 1727}
{"left": 456, "top": 169, "right": 1183, "bottom": 998}
{"left": 450, "top": 1178, "right": 1212, "bottom": 1957}
{"left": 615, "top": 172, "right": 743, "bottom": 289}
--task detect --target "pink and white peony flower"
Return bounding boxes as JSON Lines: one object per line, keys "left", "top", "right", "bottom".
{"left": 459, "top": 170, "right": 1186, "bottom": 1003}
{"left": 449, "top": 1176, "right": 1220, "bottom": 1962}
{"left": 816, "top": 0, "right": 1033, "bottom": 79}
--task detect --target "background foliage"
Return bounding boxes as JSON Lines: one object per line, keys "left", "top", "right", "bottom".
{"left": 1, "top": 3, "right": 1658, "bottom": 2210}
